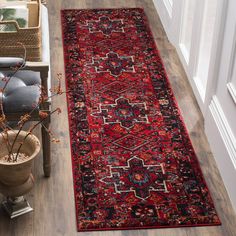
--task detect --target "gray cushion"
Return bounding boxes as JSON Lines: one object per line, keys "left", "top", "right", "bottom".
{"left": 0, "top": 70, "right": 41, "bottom": 113}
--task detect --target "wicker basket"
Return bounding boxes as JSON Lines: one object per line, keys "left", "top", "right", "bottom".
{"left": 0, "top": 0, "right": 41, "bottom": 62}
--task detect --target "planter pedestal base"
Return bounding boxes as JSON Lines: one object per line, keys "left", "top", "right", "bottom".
{"left": 0, "top": 130, "right": 40, "bottom": 219}
{"left": 2, "top": 196, "right": 33, "bottom": 219}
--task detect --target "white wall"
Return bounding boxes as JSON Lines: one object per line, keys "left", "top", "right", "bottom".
{"left": 205, "top": 0, "right": 236, "bottom": 212}
{"left": 153, "top": 0, "right": 236, "bottom": 212}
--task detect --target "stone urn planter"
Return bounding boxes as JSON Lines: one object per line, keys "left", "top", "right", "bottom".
{"left": 0, "top": 130, "right": 40, "bottom": 218}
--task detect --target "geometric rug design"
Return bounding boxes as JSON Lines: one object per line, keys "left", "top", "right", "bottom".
{"left": 61, "top": 8, "right": 221, "bottom": 231}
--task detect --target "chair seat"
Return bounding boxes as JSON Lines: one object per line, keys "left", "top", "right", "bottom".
{"left": 0, "top": 71, "right": 41, "bottom": 113}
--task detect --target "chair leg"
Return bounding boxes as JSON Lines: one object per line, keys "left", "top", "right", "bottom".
{"left": 41, "top": 117, "right": 51, "bottom": 177}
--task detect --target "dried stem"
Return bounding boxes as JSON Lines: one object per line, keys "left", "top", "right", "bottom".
{"left": 0, "top": 46, "right": 64, "bottom": 162}
{"left": 14, "top": 108, "right": 60, "bottom": 162}
{"left": 0, "top": 132, "right": 12, "bottom": 161}
{"left": 9, "top": 89, "right": 67, "bottom": 161}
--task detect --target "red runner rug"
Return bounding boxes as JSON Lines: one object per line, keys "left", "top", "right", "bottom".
{"left": 61, "top": 8, "right": 221, "bottom": 231}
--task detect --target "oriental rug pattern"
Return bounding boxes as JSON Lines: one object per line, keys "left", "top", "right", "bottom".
{"left": 61, "top": 8, "right": 220, "bottom": 231}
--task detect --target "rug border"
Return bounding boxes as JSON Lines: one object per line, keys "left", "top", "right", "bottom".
{"left": 75, "top": 222, "right": 221, "bottom": 233}
{"left": 60, "top": 9, "right": 81, "bottom": 230}
{"left": 60, "top": 7, "right": 222, "bottom": 232}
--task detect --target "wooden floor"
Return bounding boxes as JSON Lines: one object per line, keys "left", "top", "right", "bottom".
{"left": 0, "top": 0, "right": 236, "bottom": 235}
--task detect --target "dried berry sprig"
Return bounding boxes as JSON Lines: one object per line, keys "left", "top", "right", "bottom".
{"left": 0, "top": 44, "right": 66, "bottom": 162}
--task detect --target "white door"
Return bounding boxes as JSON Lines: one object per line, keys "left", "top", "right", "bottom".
{"left": 205, "top": 0, "right": 236, "bottom": 212}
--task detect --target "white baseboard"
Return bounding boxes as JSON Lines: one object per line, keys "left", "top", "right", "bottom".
{"left": 162, "top": 0, "right": 173, "bottom": 18}
{"left": 193, "top": 76, "right": 206, "bottom": 103}
{"left": 152, "top": 0, "right": 173, "bottom": 44}
{"left": 205, "top": 96, "right": 236, "bottom": 212}
{"left": 175, "top": 44, "right": 206, "bottom": 113}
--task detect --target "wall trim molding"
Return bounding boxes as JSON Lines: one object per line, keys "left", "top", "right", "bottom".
{"left": 163, "top": 0, "right": 173, "bottom": 18}
{"left": 209, "top": 96, "right": 236, "bottom": 169}
{"left": 206, "top": 96, "right": 236, "bottom": 212}
{"left": 227, "top": 82, "right": 236, "bottom": 104}
{"left": 152, "top": 0, "right": 186, "bottom": 52}
{"left": 175, "top": 41, "right": 205, "bottom": 111}
{"left": 152, "top": 0, "right": 171, "bottom": 36}
{"left": 193, "top": 76, "right": 205, "bottom": 102}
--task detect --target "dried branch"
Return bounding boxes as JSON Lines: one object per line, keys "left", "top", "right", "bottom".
{"left": 0, "top": 44, "right": 65, "bottom": 162}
